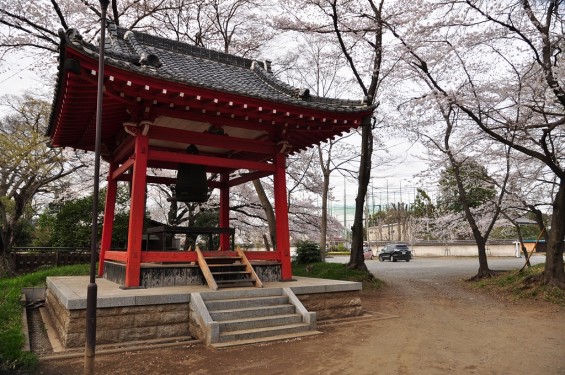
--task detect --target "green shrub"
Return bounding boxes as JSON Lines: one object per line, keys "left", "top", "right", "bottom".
{"left": 0, "top": 264, "right": 89, "bottom": 373}
{"left": 294, "top": 240, "right": 321, "bottom": 264}
{"left": 336, "top": 243, "right": 349, "bottom": 252}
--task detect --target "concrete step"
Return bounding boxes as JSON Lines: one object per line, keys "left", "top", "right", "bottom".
{"left": 219, "top": 323, "right": 311, "bottom": 343}
{"left": 219, "top": 313, "right": 303, "bottom": 332}
{"left": 214, "top": 279, "right": 255, "bottom": 288}
{"left": 209, "top": 304, "right": 296, "bottom": 321}
{"left": 205, "top": 295, "right": 289, "bottom": 311}
{"left": 200, "top": 288, "right": 282, "bottom": 301}
{"left": 211, "top": 330, "right": 322, "bottom": 349}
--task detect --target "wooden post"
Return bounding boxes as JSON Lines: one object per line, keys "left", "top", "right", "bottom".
{"left": 274, "top": 152, "right": 292, "bottom": 280}
{"left": 219, "top": 172, "right": 230, "bottom": 251}
{"left": 98, "top": 162, "right": 118, "bottom": 276}
{"left": 124, "top": 134, "right": 149, "bottom": 287}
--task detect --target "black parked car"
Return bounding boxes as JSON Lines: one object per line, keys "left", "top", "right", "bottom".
{"left": 378, "top": 244, "right": 412, "bottom": 262}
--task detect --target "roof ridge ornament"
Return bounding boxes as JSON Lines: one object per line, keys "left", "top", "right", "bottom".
{"left": 263, "top": 60, "right": 272, "bottom": 73}
{"left": 105, "top": 21, "right": 119, "bottom": 51}
{"left": 65, "top": 28, "right": 82, "bottom": 42}
{"left": 124, "top": 30, "right": 162, "bottom": 68}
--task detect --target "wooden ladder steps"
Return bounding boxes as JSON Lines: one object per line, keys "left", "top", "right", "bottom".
{"left": 196, "top": 248, "right": 263, "bottom": 290}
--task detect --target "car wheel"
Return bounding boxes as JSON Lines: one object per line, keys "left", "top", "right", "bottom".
{"left": 406, "top": 259, "right": 410, "bottom": 262}
{"left": 370, "top": 255, "right": 374, "bottom": 260}
{"left": 378, "top": 255, "right": 384, "bottom": 262}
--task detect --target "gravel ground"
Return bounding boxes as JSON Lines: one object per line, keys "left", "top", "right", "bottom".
{"left": 27, "top": 305, "right": 53, "bottom": 356}
{"left": 37, "top": 256, "right": 565, "bottom": 375}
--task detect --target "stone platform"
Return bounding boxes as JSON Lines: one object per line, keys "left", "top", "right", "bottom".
{"left": 103, "top": 260, "right": 282, "bottom": 288}
{"left": 45, "top": 276, "right": 363, "bottom": 348}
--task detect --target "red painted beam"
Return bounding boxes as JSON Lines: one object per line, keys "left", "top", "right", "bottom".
{"left": 139, "top": 250, "right": 281, "bottom": 263}
{"left": 149, "top": 149, "right": 276, "bottom": 172}
{"left": 145, "top": 174, "right": 222, "bottom": 189}
{"left": 111, "top": 136, "right": 135, "bottom": 164}
{"left": 105, "top": 251, "right": 127, "bottom": 262}
{"left": 242, "top": 251, "right": 282, "bottom": 261}
{"left": 141, "top": 252, "right": 197, "bottom": 263}
{"left": 98, "top": 163, "right": 118, "bottom": 276}
{"left": 147, "top": 159, "right": 239, "bottom": 174}
{"left": 148, "top": 125, "right": 276, "bottom": 154}
{"left": 112, "top": 158, "right": 134, "bottom": 180}
{"left": 219, "top": 173, "right": 230, "bottom": 251}
{"left": 125, "top": 135, "right": 149, "bottom": 287}
{"left": 274, "top": 153, "right": 293, "bottom": 280}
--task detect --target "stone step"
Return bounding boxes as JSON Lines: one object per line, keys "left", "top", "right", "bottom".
{"left": 219, "top": 323, "right": 311, "bottom": 343}
{"left": 209, "top": 304, "right": 296, "bottom": 321}
{"left": 205, "top": 295, "right": 289, "bottom": 311}
{"left": 200, "top": 288, "right": 282, "bottom": 301}
{"left": 218, "top": 313, "right": 303, "bottom": 332}
{"left": 211, "top": 330, "right": 322, "bottom": 349}
{"left": 214, "top": 279, "right": 255, "bottom": 288}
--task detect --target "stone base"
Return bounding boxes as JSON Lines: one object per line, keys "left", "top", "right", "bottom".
{"left": 45, "top": 289, "right": 189, "bottom": 348}
{"left": 104, "top": 261, "right": 281, "bottom": 288}
{"left": 298, "top": 291, "right": 363, "bottom": 320}
{"left": 45, "top": 276, "right": 363, "bottom": 348}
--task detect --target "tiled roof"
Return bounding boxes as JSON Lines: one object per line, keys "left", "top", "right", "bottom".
{"left": 65, "top": 22, "right": 371, "bottom": 113}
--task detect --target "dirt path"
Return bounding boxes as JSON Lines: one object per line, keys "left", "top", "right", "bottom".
{"left": 39, "top": 261, "right": 565, "bottom": 375}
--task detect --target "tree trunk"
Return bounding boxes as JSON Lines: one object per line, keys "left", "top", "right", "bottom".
{"left": 252, "top": 179, "right": 277, "bottom": 250}
{"left": 502, "top": 212, "right": 531, "bottom": 269}
{"left": 544, "top": 180, "right": 565, "bottom": 287}
{"left": 514, "top": 222, "right": 531, "bottom": 268}
{"left": 0, "top": 223, "right": 15, "bottom": 276}
{"left": 530, "top": 206, "right": 548, "bottom": 241}
{"left": 262, "top": 233, "right": 271, "bottom": 251}
{"left": 471, "top": 237, "right": 493, "bottom": 280}
{"left": 347, "top": 124, "right": 372, "bottom": 272}
{"left": 320, "top": 170, "right": 330, "bottom": 261}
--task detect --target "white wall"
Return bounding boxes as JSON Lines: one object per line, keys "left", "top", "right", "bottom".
{"left": 370, "top": 241, "right": 521, "bottom": 257}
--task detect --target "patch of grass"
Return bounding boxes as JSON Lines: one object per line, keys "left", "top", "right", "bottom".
{"left": 472, "top": 264, "right": 565, "bottom": 306}
{"left": 0, "top": 264, "right": 89, "bottom": 374}
{"left": 292, "top": 262, "right": 384, "bottom": 291}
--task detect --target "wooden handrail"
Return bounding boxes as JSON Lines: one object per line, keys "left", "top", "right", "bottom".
{"left": 236, "top": 248, "right": 263, "bottom": 288}
{"left": 196, "top": 247, "right": 218, "bottom": 290}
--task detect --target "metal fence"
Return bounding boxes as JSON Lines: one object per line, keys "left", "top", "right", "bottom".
{"left": 11, "top": 247, "right": 94, "bottom": 273}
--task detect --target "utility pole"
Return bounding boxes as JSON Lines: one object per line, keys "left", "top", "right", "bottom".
{"left": 371, "top": 178, "right": 375, "bottom": 216}
{"left": 386, "top": 179, "right": 389, "bottom": 210}
{"left": 85, "top": 1, "right": 109, "bottom": 374}
{"left": 343, "top": 176, "right": 346, "bottom": 239}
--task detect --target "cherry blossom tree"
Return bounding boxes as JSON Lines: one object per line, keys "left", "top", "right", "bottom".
{"left": 0, "top": 95, "right": 84, "bottom": 274}
{"left": 387, "top": 0, "right": 565, "bottom": 285}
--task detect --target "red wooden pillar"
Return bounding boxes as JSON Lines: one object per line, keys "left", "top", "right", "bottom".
{"left": 98, "top": 162, "right": 118, "bottom": 277}
{"left": 219, "top": 172, "right": 230, "bottom": 251}
{"left": 125, "top": 134, "right": 149, "bottom": 287}
{"left": 274, "top": 152, "right": 292, "bottom": 280}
